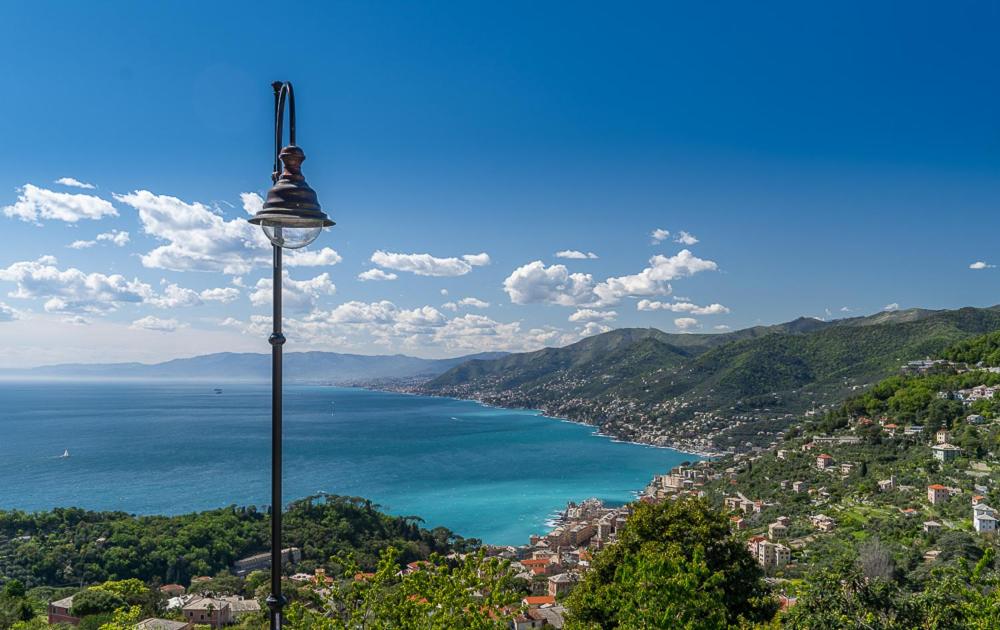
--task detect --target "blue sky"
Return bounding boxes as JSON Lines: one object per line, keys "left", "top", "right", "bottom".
{"left": 0, "top": 1, "right": 998, "bottom": 366}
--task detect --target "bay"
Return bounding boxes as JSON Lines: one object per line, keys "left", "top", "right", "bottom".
{"left": 0, "top": 380, "right": 692, "bottom": 545}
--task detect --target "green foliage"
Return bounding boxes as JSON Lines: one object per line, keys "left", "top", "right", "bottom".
{"left": 0, "top": 495, "right": 474, "bottom": 589}
{"left": 941, "top": 331, "right": 1000, "bottom": 366}
{"left": 564, "top": 499, "right": 778, "bottom": 628}
{"left": 70, "top": 589, "right": 126, "bottom": 618}
{"left": 284, "top": 547, "right": 522, "bottom": 629}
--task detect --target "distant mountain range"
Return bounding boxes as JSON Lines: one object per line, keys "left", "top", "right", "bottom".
{"left": 0, "top": 351, "right": 508, "bottom": 383}
{"left": 419, "top": 306, "right": 1000, "bottom": 450}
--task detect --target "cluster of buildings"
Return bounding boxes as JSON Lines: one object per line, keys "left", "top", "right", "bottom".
{"left": 48, "top": 591, "right": 260, "bottom": 629}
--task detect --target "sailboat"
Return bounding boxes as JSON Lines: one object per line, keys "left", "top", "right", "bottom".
{"left": 60, "top": 449, "right": 70, "bottom": 458}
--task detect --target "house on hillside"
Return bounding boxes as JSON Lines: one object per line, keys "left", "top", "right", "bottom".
{"left": 816, "top": 454, "right": 835, "bottom": 470}
{"left": 974, "top": 505, "right": 998, "bottom": 534}
{"left": 928, "top": 484, "right": 951, "bottom": 505}
{"left": 936, "top": 429, "right": 950, "bottom": 444}
{"left": 48, "top": 596, "right": 79, "bottom": 626}
{"left": 136, "top": 620, "right": 192, "bottom": 630}
{"left": 932, "top": 443, "right": 961, "bottom": 462}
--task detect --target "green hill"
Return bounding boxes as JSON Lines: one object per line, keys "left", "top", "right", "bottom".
{"left": 421, "top": 306, "right": 1000, "bottom": 451}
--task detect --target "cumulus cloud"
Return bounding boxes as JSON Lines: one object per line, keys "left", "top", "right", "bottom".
{"left": 200, "top": 287, "right": 240, "bottom": 303}
{"left": 286, "top": 247, "right": 342, "bottom": 267}
{"left": 3, "top": 184, "right": 117, "bottom": 223}
{"left": 62, "top": 315, "right": 90, "bottom": 325}
{"left": 0, "top": 256, "right": 153, "bottom": 314}
{"left": 636, "top": 299, "right": 729, "bottom": 315}
{"left": 650, "top": 228, "right": 670, "bottom": 244}
{"left": 131, "top": 316, "right": 184, "bottom": 332}
{"left": 147, "top": 283, "right": 203, "bottom": 308}
{"left": 442, "top": 297, "right": 491, "bottom": 311}
{"left": 240, "top": 192, "right": 263, "bottom": 216}
{"left": 503, "top": 261, "right": 598, "bottom": 306}
{"left": 674, "top": 317, "right": 699, "bottom": 330}
{"left": 714, "top": 324, "right": 731, "bottom": 330}
{"left": 591, "top": 250, "right": 717, "bottom": 305}
{"left": 115, "top": 190, "right": 269, "bottom": 274}
{"left": 883, "top": 303, "right": 900, "bottom": 312}
{"left": 555, "top": 250, "right": 598, "bottom": 260}
{"left": 54, "top": 177, "right": 96, "bottom": 189}
{"left": 504, "top": 250, "right": 717, "bottom": 308}
{"left": 674, "top": 231, "right": 699, "bottom": 245}
{"left": 370, "top": 251, "right": 490, "bottom": 277}
{"left": 97, "top": 230, "right": 130, "bottom": 247}
{"left": 250, "top": 272, "right": 336, "bottom": 313}
{"left": 568, "top": 309, "right": 617, "bottom": 323}
{"left": 67, "top": 229, "right": 130, "bottom": 250}
{"left": 358, "top": 269, "right": 398, "bottom": 282}
{"left": 970, "top": 261, "right": 996, "bottom": 270}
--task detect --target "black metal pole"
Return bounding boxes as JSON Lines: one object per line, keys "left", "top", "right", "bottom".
{"left": 266, "top": 242, "right": 286, "bottom": 629}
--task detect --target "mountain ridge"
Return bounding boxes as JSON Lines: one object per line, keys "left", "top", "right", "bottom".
{"left": 417, "top": 305, "right": 1000, "bottom": 453}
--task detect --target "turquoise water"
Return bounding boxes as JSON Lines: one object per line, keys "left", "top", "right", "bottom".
{"left": 0, "top": 381, "right": 692, "bottom": 545}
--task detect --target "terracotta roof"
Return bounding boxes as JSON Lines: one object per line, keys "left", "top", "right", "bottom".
{"left": 523, "top": 596, "right": 556, "bottom": 606}
{"left": 928, "top": 484, "right": 948, "bottom": 490}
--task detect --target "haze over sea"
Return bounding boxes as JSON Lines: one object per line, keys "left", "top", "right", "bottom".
{"left": 0, "top": 381, "right": 690, "bottom": 545}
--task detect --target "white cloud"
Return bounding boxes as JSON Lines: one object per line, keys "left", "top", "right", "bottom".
{"left": 636, "top": 299, "right": 729, "bottom": 315}
{"left": 440, "top": 289, "right": 449, "bottom": 296}
{"left": 970, "top": 261, "right": 996, "bottom": 270}
{"left": 96, "top": 230, "right": 130, "bottom": 247}
{"left": 286, "top": 247, "right": 342, "bottom": 267}
{"left": 555, "top": 250, "right": 599, "bottom": 260}
{"left": 147, "top": 283, "right": 203, "bottom": 308}
{"left": 358, "top": 269, "right": 398, "bottom": 282}
{"left": 568, "top": 309, "right": 617, "bottom": 323}
{"left": 4, "top": 184, "right": 117, "bottom": 223}
{"left": 504, "top": 250, "right": 717, "bottom": 308}
{"left": 240, "top": 192, "right": 263, "bottom": 216}
{"left": 503, "top": 261, "right": 597, "bottom": 306}
{"left": 592, "top": 250, "right": 717, "bottom": 305}
{"left": 0, "top": 302, "right": 20, "bottom": 322}
{"left": 0, "top": 256, "right": 153, "bottom": 314}
{"left": 840, "top": 306, "right": 853, "bottom": 313}
{"left": 62, "top": 315, "right": 90, "bottom": 325}
{"left": 883, "top": 303, "right": 900, "bottom": 311}
{"left": 579, "top": 321, "right": 612, "bottom": 337}
{"left": 115, "top": 190, "right": 269, "bottom": 274}
{"left": 713, "top": 324, "right": 731, "bottom": 330}
{"left": 674, "top": 231, "right": 699, "bottom": 245}
{"left": 370, "top": 251, "right": 490, "bottom": 277}
{"left": 462, "top": 253, "right": 491, "bottom": 267}
{"left": 650, "top": 228, "right": 670, "bottom": 244}
{"left": 250, "top": 272, "right": 336, "bottom": 313}
{"left": 442, "top": 297, "right": 491, "bottom": 311}
{"left": 54, "top": 177, "right": 95, "bottom": 190}
{"left": 674, "top": 317, "right": 699, "bottom": 330}
{"left": 200, "top": 287, "right": 240, "bottom": 303}
{"left": 68, "top": 240, "right": 97, "bottom": 249}
{"left": 131, "top": 316, "right": 184, "bottom": 332}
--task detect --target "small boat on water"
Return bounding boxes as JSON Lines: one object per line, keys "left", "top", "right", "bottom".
{"left": 60, "top": 449, "right": 70, "bottom": 458}
{"left": 213, "top": 388, "right": 223, "bottom": 394}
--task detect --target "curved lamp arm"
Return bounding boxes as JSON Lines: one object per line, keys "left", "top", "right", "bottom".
{"left": 271, "top": 81, "right": 296, "bottom": 184}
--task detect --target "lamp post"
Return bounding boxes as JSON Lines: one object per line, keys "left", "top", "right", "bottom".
{"left": 248, "top": 81, "right": 334, "bottom": 630}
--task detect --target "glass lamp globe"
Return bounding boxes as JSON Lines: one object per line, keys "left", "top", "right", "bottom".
{"left": 260, "top": 221, "right": 324, "bottom": 250}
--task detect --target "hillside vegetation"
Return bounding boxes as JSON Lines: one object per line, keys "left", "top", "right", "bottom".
{"left": 421, "top": 306, "right": 1000, "bottom": 451}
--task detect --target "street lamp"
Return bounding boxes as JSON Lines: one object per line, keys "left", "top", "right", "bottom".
{"left": 248, "top": 81, "right": 334, "bottom": 630}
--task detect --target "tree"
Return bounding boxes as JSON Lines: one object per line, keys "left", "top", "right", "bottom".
{"left": 564, "top": 498, "right": 778, "bottom": 628}
{"left": 70, "top": 589, "right": 127, "bottom": 618}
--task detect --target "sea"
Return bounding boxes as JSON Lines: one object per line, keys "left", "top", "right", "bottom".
{"left": 0, "top": 380, "right": 693, "bottom": 545}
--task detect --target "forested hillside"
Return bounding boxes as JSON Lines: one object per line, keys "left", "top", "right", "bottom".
{"left": 420, "top": 307, "right": 1000, "bottom": 451}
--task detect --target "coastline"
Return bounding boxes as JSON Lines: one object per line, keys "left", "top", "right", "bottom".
{"left": 353, "top": 382, "right": 721, "bottom": 459}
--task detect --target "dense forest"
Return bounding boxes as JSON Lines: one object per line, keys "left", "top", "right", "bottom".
{"left": 0, "top": 495, "right": 475, "bottom": 589}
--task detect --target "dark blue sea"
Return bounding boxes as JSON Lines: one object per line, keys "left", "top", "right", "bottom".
{"left": 0, "top": 381, "right": 692, "bottom": 545}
